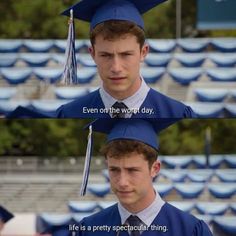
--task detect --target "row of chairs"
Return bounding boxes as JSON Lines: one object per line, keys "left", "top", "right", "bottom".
{"left": 1, "top": 86, "right": 236, "bottom": 103}
{"left": 67, "top": 200, "right": 236, "bottom": 216}
{"left": 194, "top": 88, "right": 236, "bottom": 102}
{"left": 1, "top": 52, "right": 236, "bottom": 67}
{"left": 84, "top": 182, "right": 236, "bottom": 198}
{"left": 102, "top": 169, "right": 236, "bottom": 183}
{"left": 0, "top": 67, "right": 236, "bottom": 85}
{"left": 1, "top": 38, "right": 235, "bottom": 53}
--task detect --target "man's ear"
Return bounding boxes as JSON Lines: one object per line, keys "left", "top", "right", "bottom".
{"left": 89, "top": 46, "right": 95, "bottom": 59}
{"left": 151, "top": 160, "right": 161, "bottom": 178}
{"left": 140, "top": 43, "right": 149, "bottom": 62}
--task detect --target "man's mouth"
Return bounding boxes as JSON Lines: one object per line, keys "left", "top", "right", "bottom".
{"left": 109, "top": 77, "right": 126, "bottom": 81}
{"left": 117, "top": 190, "right": 133, "bottom": 195}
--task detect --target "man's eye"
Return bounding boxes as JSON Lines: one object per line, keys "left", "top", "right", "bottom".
{"left": 122, "top": 53, "right": 132, "bottom": 56}
{"left": 101, "top": 54, "right": 110, "bottom": 58}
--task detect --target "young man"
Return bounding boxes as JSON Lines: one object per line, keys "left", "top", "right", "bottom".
{"left": 57, "top": 0, "right": 196, "bottom": 118}
{"left": 76, "top": 119, "right": 212, "bottom": 236}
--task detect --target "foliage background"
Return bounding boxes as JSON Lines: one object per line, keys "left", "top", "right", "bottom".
{"left": 0, "top": 0, "right": 235, "bottom": 39}
{"left": 0, "top": 119, "right": 235, "bottom": 157}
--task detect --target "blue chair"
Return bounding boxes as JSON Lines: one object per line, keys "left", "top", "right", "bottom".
{"left": 68, "top": 201, "right": 98, "bottom": 213}
{"left": 0, "top": 68, "right": 32, "bottom": 84}
{"left": 196, "top": 202, "right": 229, "bottom": 216}
{"left": 0, "top": 100, "right": 31, "bottom": 116}
{"left": 23, "top": 40, "right": 54, "bottom": 52}
{"left": 162, "top": 155, "right": 192, "bottom": 169}
{"left": 169, "top": 201, "right": 195, "bottom": 213}
{"left": 54, "top": 87, "right": 89, "bottom": 100}
{"left": 20, "top": 53, "right": 51, "bottom": 67}
{"left": 187, "top": 169, "right": 213, "bottom": 183}
{"left": 194, "top": 88, "right": 228, "bottom": 102}
{"left": 153, "top": 183, "right": 173, "bottom": 197}
{"left": 147, "top": 39, "right": 176, "bottom": 53}
{"left": 177, "top": 38, "right": 209, "bottom": 53}
{"left": 212, "top": 216, "right": 236, "bottom": 236}
{"left": 224, "top": 155, "right": 236, "bottom": 168}
{"left": 206, "top": 68, "right": 236, "bottom": 82}
{"left": 208, "top": 53, "right": 236, "bottom": 67}
{"left": 160, "top": 169, "right": 187, "bottom": 182}
{"left": 174, "top": 53, "right": 205, "bottom": 67}
{"left": 33, "top": 68, "right": 63, "bottom": 83}
{"left": 98, "top": 201, "right": 116, "bottom": 210}
{"left": 144, "top": 53, "right": 171, "bottom": 67}
{"left": 0, "top": 54, "right": 18, "bottom": 67}
{"left": 0, "top": 40, "right": 22, "bottom": 53}
{"left": 168, "top": 68, "right": 202, "bottom": 85}
{"left": 87, "top": 183, "right": 110, "bottom": 198}
{"left": 209, "top": 154, "right": 225, "bottom": 169}
{"left": 0, "top": 88, "right": 17, "bottom": 100}
{"left": 225, "top": 104, "right": 236, "bottom": 117}
{"left": 216, "top": 169, "right": 236, "bottom": 182}
{"left": 174, "top": 183, "right": 204, "bottom": 199}
{"left": 30, "top": 100, "right": 69, "bottom": 114}
{"left": 211, "top": 38, "right": 236, "bottom": 53}
{"left": 208, "top": 183, "right": 236, "bottom": 198}
{"left": 76, "top": 68, "right": 97, "bottom": 84}
{"left": 77, "top": 54, "right": 96, "bottom": 67}
{"left": 141, "top": 67, "right": 165, "bottom": 84}
{"left": 186, "top": 102, "right": 224, "bottom": 118}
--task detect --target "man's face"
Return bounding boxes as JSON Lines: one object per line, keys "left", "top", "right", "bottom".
{"left": 107, "top": 152, "right": 160, "bottom": 213}
{"left": 89, "top": 34, "right": 149, "bottom": 100}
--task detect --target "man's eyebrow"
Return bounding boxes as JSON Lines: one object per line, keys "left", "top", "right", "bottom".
{"left": 98, "top": 51, "right": 113, "bottom": 54}
{"left": 109, "top": 165, "right": 140, "bottom": 170}
{"left": 98, "top": 50, "right": 135, "bottom": 54}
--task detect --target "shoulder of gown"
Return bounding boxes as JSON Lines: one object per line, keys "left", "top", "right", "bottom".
{"left": 192, "top": 220, "right": 213, "bottom": 236}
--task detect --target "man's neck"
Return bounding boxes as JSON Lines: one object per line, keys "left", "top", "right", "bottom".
{"left": 121, "top": 189, "right": 156, "bottom": 214}
{"left": 103, "top": 78, "right": 142, "bottom": 100}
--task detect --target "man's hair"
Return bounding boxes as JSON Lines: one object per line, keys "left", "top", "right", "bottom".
{"left": 90, "top": 20, "right": 146, "bottom": 49}
{"left": 100, "top": 139, "right": 158, "bottom": 168}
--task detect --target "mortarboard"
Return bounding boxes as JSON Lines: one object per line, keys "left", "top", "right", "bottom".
{"left": 0, "top": 206, "right": 14, "bottom": 223}
{"left": 62, "top": 0, "right": 168, "bottom": 30}
{"left": 80, "top": 118, "right": 178, "bottom": 195}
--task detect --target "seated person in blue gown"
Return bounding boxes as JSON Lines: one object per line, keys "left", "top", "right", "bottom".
{"left": 75, "top": 119, "right": 212, "bottom": 236}
{"left": 0, "top": 205, "right": 14, "bottom": 232}
{"left": 56, "top": 0, "right": 196, "bottom": 118}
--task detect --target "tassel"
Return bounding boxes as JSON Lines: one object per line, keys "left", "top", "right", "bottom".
{"left": 61, "top": 9, "right": 78, "bottom": 85}
{"left": 80, "top": 125, "right": 93, "bottom": 196}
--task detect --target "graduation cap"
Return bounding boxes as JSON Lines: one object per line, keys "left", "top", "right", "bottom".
{"left": 0, "top": 206, "right": 14, "bottom": 223}
{"left": 80, "top": 118, "right": 178, "bottom": 196}
{"left": 62, "top": 0, "right": 167, "bottom": 30}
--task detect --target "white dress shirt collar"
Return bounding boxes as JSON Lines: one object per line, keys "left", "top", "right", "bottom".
{"left": 99, "top": 76, "right": 150, "bottom": 117}
{"left": 118, "top": 191, "right": 165, "bottom": 227}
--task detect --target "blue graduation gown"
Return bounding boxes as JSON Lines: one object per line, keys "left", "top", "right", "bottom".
{"left": 74, "top": 203, "right": 212, "bottom": 236}
{"left": 56, "top": 89, "right": 196, "bottom": 118}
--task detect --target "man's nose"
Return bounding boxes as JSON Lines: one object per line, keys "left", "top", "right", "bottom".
{"left": 118, "top": 172, "right": 129, "bottom": 187}
{"left": 110, "top": 56, "right": 122, "bottom": 74}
